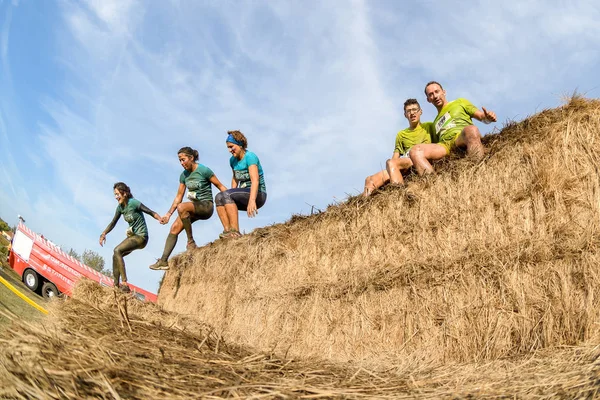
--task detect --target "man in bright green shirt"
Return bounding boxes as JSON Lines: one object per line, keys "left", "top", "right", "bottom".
{"left": 409, "top": 81, "right": 497, "bottom": 175}
{"left": 363, "top": 99, "right": 434, "bottom": 196}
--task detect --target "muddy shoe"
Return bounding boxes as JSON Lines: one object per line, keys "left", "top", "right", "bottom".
{"left": 119, "top": 284, "right": 131, "bottom": 293}
{"left": 186, "top": 240, "right": 197, "bottom": 251}
{"left": 149, "top": 259, "right": 169, "bottom": 271}
{"left": 222, "top": 230, "right": 242, "bottom": 239}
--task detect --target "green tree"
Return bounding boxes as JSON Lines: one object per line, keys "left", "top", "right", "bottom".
{"left": 67, "top": 248, "right": 81, "bottom": 261}
{"left": 66, "top": 247, "right": 110, "bottom": 277}
{"left": 0, "top": 219, "right": 10, "bottom": 232}
{"left": 81, "top": 249, "right": 109, "bottom": 276}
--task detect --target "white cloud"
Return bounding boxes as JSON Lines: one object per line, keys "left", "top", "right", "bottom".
{"left": 84, "top": 0, "right": 138, "bottom": 30}
{"left": 2, "top": 0, "right": 599, "bottom": 291}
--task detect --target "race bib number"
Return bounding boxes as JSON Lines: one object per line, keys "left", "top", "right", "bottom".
{"left": 187, "top": 191, "right": 198, "bottom": 201}
{"left": 435, "top": 112, "right": 450, "bottom": 133}
{"left": 234, "top": 170, "right": 251, "bottom": 188}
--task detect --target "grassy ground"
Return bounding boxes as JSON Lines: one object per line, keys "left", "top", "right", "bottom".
{"left": 1, "top": 231, "right": 42, "bottom": 321}
{"left": 0, "top": 263, "right": 46, "bottom": 330}
{"left": 0, "top": 234, "right": 9, "bottom": 266}
{"left": 0, "top": 225, "right": 47, "bottom": 326}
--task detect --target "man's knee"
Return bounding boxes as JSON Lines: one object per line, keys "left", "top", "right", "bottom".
{"left": 409, "top": 145, "right": 426, "bottom": 161}
{"left": 463, "top": 125, "right": 481, "bottom": 142}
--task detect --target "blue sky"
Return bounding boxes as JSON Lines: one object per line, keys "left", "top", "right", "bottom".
{"left": 1, "top": 0, "right": 599, "bottom": 292}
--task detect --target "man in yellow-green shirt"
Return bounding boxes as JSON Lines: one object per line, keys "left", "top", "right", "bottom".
{"left": 409, "top": 81, "right": 497, "bottom": 175}
{"left": 363, "top": 99, "right": 434, "bottom": 196}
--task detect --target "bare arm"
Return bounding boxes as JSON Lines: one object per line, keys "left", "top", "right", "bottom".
{"left": 209, "top": 174, "right": 228, "bottom": 192}
{"left": 246, "top": 164, "right": 260, "bottom": 218}
{"left": 231, "top": 171, "right": 238, "bottom": 189}
{"left": 472, "top": 107, "right": 497, "bottom": 124}
{"left": 99, "top": 209, "right": 120, "bottom": 246}
{"left": 162, "top": 183, "right": 186, "bottom": 224}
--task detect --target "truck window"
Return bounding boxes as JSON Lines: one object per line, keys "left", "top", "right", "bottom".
{"left": 12, "top": 231, "right": 34, "bottom": 261}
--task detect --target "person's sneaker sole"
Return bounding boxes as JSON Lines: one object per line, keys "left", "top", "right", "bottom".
{"left": 149, "top": 261, "right": 169, "bottom": 270}
{"left": 150, "top": 265, "right": 170, "bottom": 270}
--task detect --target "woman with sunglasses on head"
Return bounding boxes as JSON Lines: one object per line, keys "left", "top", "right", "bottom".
{"left": 149, "top": 146, "right": 227, "bottom": 270}
{"left": 215, "top": 130, "right": 267, "bottom": 238}
{"left": 100, "top": 182, "right": 163, "bottom": 292}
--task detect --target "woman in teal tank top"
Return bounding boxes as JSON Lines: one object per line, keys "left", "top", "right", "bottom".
{"left": 149, "top": 147, "right": 227, "bottom": 271}
{"left": 99, "top": 182, "right": 163, "bottom": 292}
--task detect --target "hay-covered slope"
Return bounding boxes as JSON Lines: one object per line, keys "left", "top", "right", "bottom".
{"left": 159, "top": 97, "right": 600, "bottom": 367}
{"left": 3, "top": 98, "right": 600, "bottom": 399}
{"left": 2, "top": 282, "right": 600, "bottom": 399}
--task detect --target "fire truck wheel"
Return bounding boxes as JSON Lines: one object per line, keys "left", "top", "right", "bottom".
{"left": 42, "top": 282, "right": 59, "bottom": 299}
{"left": 23, "top": 269, "right": 39, "bottom": 291}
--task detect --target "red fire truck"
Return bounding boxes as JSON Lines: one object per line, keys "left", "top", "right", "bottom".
{"left": 8, "top": 222, "right": 157, "bottom": 302}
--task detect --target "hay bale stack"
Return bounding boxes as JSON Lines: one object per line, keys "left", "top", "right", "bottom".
{"left": 159, "top": 97, "right": 600, "bottom": 367}
{"left": 2, "top": 281, "right": 600, "bottom": 398}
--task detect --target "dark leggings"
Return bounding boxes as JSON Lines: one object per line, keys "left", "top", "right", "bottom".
{"left": 113, "top": 235, "right": 147, "bottom": 285}
{"left": 214, "top": 188, "right": 267, "bottom": 211}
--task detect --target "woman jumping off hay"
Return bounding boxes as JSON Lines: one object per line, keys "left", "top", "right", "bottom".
{"left": 100, "top": 182, "right": 163, "bottom": 292}
{"left": 149, "top": 147, "right": 227, "bottom": 271}
{"left": 215, "top": 130, "right": 267, "bottom": 239}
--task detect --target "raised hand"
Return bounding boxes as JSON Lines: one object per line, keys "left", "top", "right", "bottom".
{"left": 482, "top": 107, "right": 497, "bottom": 123}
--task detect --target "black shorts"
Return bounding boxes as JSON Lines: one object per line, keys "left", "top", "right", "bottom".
{"left": 214, "top": 189, "right": 267, "bottom": 211}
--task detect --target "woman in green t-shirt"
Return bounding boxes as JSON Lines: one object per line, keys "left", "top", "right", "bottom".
{"left": 100, "top": 182, "right": 163, "bottom": 292}
{"left": 149, "top": 147, "right": 227, "bottom": 271}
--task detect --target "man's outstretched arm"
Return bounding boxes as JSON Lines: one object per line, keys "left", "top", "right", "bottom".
{"left": 473, "top": 107, "right": 497, "bottom": 124}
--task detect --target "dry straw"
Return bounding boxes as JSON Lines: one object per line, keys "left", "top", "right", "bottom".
{"left": 2, "top": 97, "right": 600, "bottom": 398}
{"left": 159, "top": 97, "right": 600, "bottom": 369}
{"left": 1, "top": 281, "right": 600, "bottom": 398}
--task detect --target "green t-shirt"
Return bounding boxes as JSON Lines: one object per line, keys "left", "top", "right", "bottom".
{"left": 432, "top": 98, "right": 478, "bottom": 142}
{"left": 179, "top": 164, "right": 215, "bottom": 202}
{"left": 394, "top": 122, "right": 434, "bottom": 155}
{"left": 117, "top": 198, "right": 148, "bottom": 238}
